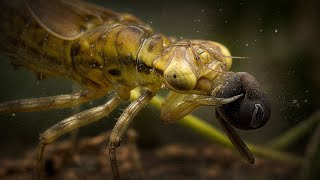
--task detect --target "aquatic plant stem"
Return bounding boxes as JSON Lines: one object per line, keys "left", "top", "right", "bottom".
{"left": 130, "top": 90, "right": 302, "bottom": 165}
{"left": 267, "top": 111, "right": 320, "bottom": 150}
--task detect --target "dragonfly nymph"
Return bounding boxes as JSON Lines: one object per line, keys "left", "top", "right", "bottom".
{"left": 0, "top": 0, "right": 271, "bottom": 179}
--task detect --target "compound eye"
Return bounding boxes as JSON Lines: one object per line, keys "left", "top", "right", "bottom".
{"left": 164, "top": 60, "right": 197, "bottom": 90}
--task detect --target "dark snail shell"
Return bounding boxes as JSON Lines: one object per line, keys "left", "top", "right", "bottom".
{"left": 216, "top": 72, "right": 271, "bottom": 130}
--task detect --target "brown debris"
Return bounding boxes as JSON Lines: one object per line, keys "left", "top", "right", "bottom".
{"left": 0, "top": 132, "right": 297, "bottom": 180}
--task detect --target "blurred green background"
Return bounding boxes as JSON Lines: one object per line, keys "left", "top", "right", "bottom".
{"left": 0, "top": 0, "right": 318, "bottom": 165}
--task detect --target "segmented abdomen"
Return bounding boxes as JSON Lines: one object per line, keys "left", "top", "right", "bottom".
{"left": 70, "top": 23, "right": 170, "bottom": 90}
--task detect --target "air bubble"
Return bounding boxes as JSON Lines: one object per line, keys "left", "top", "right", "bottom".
{"left": 12, "top": 113, "right": 15, "bottom": 117}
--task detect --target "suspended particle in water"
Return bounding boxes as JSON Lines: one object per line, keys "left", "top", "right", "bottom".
{"left": 292, "top": 99, "right": 300, "bottom": 108}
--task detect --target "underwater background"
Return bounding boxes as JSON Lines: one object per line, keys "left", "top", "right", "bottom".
{"left": 0, "top": 0, "right": 318, "bottom": 179}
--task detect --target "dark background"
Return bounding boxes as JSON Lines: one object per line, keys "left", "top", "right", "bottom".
{"left": 0, "top": 0, "right": 318, "bottom": 165}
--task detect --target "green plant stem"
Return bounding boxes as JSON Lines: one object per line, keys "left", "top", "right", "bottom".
{"left": 268, "top": 111, "right": 320, "bottom": 150}
{"left": 130, "top": 90, "right": 302, "bottom": 165}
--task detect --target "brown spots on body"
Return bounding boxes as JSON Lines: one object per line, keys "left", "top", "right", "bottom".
{"left": 125, "top": 26, "right": 144, "bottom": 35}
{"left": 70, "top": 43, "right": 81, "bottom": 61}
{"left": 137, "top": 62, "right": 152, "bottom": 74}
{"left": 147, "top": 35, "right": 162, "bottom": 53}
{"left": 107, "top": 68, "right": 122, "bottom": 77}
{"left": 147, "top": 40, "right": 156, "bottom": 52}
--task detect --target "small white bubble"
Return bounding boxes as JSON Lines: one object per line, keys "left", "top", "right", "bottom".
{"left": 201, "top": 9, "right": 205, "bottom": 12}
{"left": 219, "top": 8, "right": 223, "bottom": 12}
{"left": 12, "top": 113, "right": 15, "bottom": 117}
{"left": 179, "top": 36, "right": 183, "bottom": 40}
{"left": 150, "top": 21, "right": 153, "bottom": 24}
{"left": 259, "top": 29, "right": 263, "bottom": 32}
{"left": 274, "top": 29, "right": 278, "bottom": 34}
{"left": 224, "top": 20, "right": 228, "bottom": 24}
{"left": 196, "top": 30, "right": 200, "bottom": 33}
{"left": 245, "top": 43, "right": 249, "bottom": 47}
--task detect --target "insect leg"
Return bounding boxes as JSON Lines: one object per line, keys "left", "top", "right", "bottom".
{"left": 109, "top": 91, "right": 155, "bottom": 180}
{"left": 0, "top": 90, "right": 105, "bottom": 113}
{"left": 35, "top": 96, "right": 121, "bottom": 179}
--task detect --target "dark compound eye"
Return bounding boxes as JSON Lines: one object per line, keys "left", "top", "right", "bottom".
{"left": 216, "top": 72, "right": 271, "bottom": 130}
